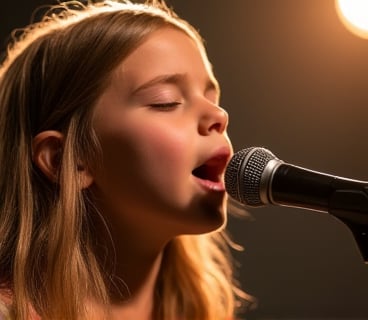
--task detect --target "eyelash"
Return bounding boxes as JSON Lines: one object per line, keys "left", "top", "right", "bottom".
{"left": 149, "top": 102, "right": 181, "bottom": 110}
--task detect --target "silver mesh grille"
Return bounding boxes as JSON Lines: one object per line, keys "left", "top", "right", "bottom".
{"left": 225, "top": 147, "right": 276, "bottom": 206}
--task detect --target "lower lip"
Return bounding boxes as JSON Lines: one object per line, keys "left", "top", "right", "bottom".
{"left": 194, "top": 177, "right": 226, "bottom": 192}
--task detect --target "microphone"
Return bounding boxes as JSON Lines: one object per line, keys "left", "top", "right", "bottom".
{"left": 225, "top": 147, "right": 368, "bottom": 261}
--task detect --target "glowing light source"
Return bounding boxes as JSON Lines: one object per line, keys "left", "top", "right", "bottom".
{"left": 336, "top": 0, "right": 368, "bottom": 39}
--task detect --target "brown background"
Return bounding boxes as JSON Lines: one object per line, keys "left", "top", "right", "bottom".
{"left": 1, "top": 1, "right": 368, "bottom": 319}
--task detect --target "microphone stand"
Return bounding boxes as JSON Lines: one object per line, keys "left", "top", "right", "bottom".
{"left": 270, "top": 164, "right": 368, "bottom": 263}
{"left": 328, "top": 188, "right": 368, "bottom": 263}
{"left": 338, "top": 219, "right": 368, "bottom": 263}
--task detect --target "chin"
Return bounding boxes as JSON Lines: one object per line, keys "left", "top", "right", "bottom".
{"left": 186, "top": 202, "right": 228, "bottom": 235}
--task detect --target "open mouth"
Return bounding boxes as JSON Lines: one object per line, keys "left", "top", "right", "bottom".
{"left": 191, "top": 154, "right": 229, "bottom": 191}
{"left": 192, "top": 164, "right": 220, "bottom": 182}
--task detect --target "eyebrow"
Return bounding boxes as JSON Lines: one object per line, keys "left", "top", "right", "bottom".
{"left": 131, "top": 73, "right": 220, "bottom": 95}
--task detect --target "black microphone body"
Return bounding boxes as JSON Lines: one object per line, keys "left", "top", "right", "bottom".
{"left": 271, "top": 163, "right": 368, "bottom": 225}
{"left": 225, "top": 147, "right": 368, "bottom": 262}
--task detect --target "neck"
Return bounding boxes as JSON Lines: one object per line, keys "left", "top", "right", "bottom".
{"left": 90, "top": 210, "right": 169, "bottom": 320}
{"left": 109, "top": 250, "right": 163, "bottom": 320}
{"left": 90, "top": 241, "right": 164, "bottom": 320}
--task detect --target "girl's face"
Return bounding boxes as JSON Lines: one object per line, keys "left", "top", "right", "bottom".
{"left": 91, "top": 27, "right": 232, "bottom": 241}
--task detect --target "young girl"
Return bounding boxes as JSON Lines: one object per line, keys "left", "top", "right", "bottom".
{"left": 0, "top": 1, "right": 252, "bottom": 319}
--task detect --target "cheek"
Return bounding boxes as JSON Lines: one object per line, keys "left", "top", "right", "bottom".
{"left": 91, "top": 120, "right": 198, "bottom": 233}
{"left": 131, "top": 124, "right": 193, "bottom": 184}
{"left": 95, "top": 119, "right": 193, "bottom": 195}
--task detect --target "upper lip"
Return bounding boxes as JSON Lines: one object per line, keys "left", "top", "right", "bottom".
{"left": 192, "top": 146, "right": 232, "bottom": 182}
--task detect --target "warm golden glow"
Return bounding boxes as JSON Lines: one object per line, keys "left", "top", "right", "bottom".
{"left": 336, "top": 0, "right": 368, "bottom": 39}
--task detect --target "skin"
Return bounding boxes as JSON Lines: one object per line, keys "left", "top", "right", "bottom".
{"left": 34, "top": 26, "right": 233, "bottom": 319}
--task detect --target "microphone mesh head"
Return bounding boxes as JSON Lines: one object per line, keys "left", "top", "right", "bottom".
{"left": 225, "top": 147, "right": 276, "bottom": 206}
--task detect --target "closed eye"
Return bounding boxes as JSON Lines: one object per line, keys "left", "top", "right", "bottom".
{"left": 149, "top": 102, "right": 181, "bottom": 110}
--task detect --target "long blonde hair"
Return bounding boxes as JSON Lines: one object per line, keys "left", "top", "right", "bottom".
{"left": 0, "top": 1, "right": 251, "bottom": 319}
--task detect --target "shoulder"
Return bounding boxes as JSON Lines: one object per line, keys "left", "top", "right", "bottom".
{"left": 0, "top": 289, "right": 12, "bottom": 319}
{"left": 0, "top": 290, "right": 41, "bottom": 320}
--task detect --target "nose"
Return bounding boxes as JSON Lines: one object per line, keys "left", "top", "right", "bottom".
{"left": 198, "top": 103, "right": 229, "bottom": 135}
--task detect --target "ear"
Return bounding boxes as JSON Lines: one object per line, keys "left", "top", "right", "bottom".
{"left": 32, "top": 130, "right": 94, "bottom": 188}
{"left": 32, "top": 130, "right": 63, "bottom": 183}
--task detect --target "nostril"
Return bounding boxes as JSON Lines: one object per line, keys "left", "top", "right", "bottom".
{"left": 199, "top": 105, "right": 228, "bottom": 135}
{"left": 208, "top": 122, "right": 223, "bottom": 133}
{"left": 209, "top": 107, "right": 228, "bottom": 133}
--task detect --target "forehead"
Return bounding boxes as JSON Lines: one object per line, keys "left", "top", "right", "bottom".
{"left": 111, "top": 27, "right": 218, "bottom": 90}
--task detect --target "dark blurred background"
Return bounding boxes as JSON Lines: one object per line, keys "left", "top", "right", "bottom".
{"left": 1, "top": 1, "right": 368, "bottom": 319}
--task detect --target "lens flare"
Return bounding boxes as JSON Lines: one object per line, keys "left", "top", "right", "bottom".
{"left": 336, "top": 0, "right": 368, "bottom": 39}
